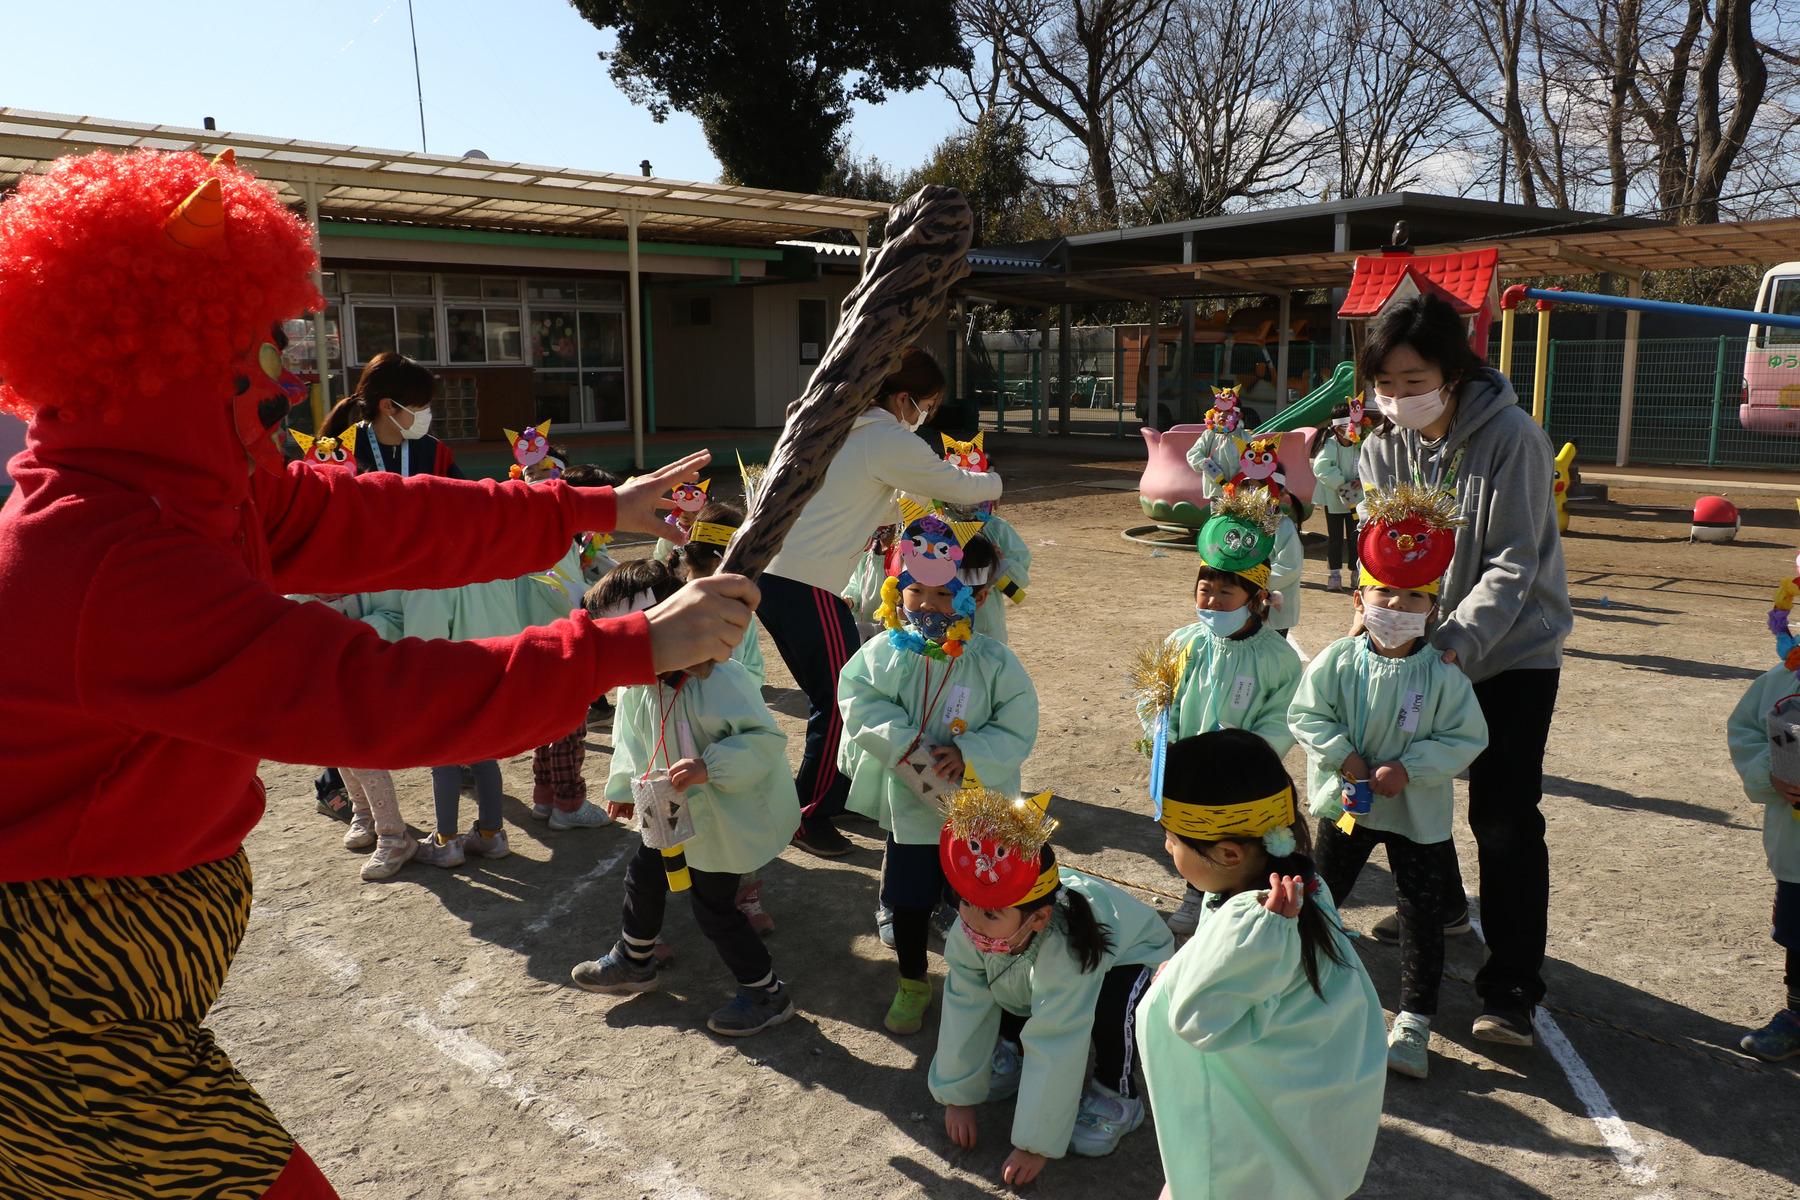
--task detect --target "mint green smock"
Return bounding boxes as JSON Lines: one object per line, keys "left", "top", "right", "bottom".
{"left": 836, "top": 633, "right": 1039, "bottom": 845}
{"left": 1267, "top": 516, "right": 1302, "bottom": 633}
{"left": 1135, "top": 887, "right": 1386, "bottom": 1200}
{"left": 972, "top": 513, "right": 1031, "bottom": 646}
{"left": 1288, "top": 635, "right": 1489, "bottom": 844}
{"left": 928, "top": 871, "right": 1174, "bottom": 1158}
{"left": 1163, "top": 621, "right": 1303, "bottom": 754}
{"left": 606, "top": 660, "right": 800, "bottom": 875}
{"left": 1185, "top": 429, "right": 1242, "bottom": 501}
{"left": 1726, "top": 663, "right": 1800, "bottom": 883}
{"left": 1310, "top": 437, "right": 1364, "bottom": 515}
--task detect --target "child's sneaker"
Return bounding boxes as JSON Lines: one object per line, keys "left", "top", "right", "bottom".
{"left": 1370, "top": 903, "right": 1472, "bottom": 944}
{"left": 530, "top": 783, "right": 553, "bottom": 821}
{"left": 736, "top": 880, "right": 775, "bottom": 935}
{"left": 1739, "top": 1009, "right": 1800, "bottom": 1061}
{"left": 1166, "top": 885, "right": 1205, "bottom": 937}
{"left": 884, "top": 978, "right": 932, "bottom": 1034}
{"left": 413, "top": 834, "right": 466, "bottom": 869}
{"left": 549, "top": 801, "right": 612, "bottom": 831}
{"left": 1387, "top": 1012, "right": 1431, "bottom": 1078}
{"left": 876, "top": 906, "right": 896, "bottom": 948}
{"left": 360, "top": 833, "right": 418, "bottom": 881}
{"left": 1472, "top": 1003, "right": 1535, "bottom": 1047}
{"left": 570, "top": 943, "right": 661, "bottom": 994}
{"left": 462, "top": 826, "right": 511, "bottom": 860}
{"left": 988, "top": 1037, "right": 1023, "bottom": 1101}
{"left": 530, "top": 803, "right": 553, "bottom": 821}
{"left": 707, "top": 984, "right": 796, "bottom": 1037}
{"left": 652, "top": 938, "right": 675, "bottom": 964}
{"left": 1069, "top": 1080, "right": 1145, "bottom": 1157}
{"left": 342, "top": 813, "right": 377, "bottom": 851}
{"left": 1326, "top": 568, "right": 1344, "bottom": 592}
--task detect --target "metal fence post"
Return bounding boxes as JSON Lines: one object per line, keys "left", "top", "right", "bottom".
{"left": 1707, "top": 335, "right": 1728, "bottom": 467}
{"left": 996, "top": 351, "right": 1006, "bottom": 434}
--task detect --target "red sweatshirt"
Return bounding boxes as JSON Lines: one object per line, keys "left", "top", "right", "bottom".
{"left": 0, "top": 403, "right": 656, "bottom": 883}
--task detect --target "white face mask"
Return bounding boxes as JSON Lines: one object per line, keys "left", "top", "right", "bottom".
{"left": 894, "top": 394, "right": 927, "bottom": 433}
{"left": 1362, "top": 603, "right": 1429, "bottom": 651}
{"left": 390, "top": 403, "right": 432, "bottom": 441}
{"left": 1373, "top": 386, "right": 1448, "bottom": 431}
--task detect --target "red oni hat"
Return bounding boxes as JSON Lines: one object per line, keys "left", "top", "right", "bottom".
{"left": 939, "top": 787, "right": 1060, "bottom": 909}
{"left": 1357, "top": 483, "right": 1462, "bottom": 592}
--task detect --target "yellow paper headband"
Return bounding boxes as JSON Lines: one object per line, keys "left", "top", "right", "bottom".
{"left": 1357, "top": 565, "right": 1440, "bottom": 596}
{"left": 688, "top": 521, "right": 737, "bottom": 549}
{"left": 1198, "top": 551, "right": 1271, "bottom": 591}
{"left": 1018, "top": 864, "right": 1061, "bottom": 905}
{"left": 1159, "top": 786, "right": 1294, "bottom": 841}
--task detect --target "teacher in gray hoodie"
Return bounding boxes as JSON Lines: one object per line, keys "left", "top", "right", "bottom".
{"left": 1358, "top": 294, "right": 1573, "bottom": 1049}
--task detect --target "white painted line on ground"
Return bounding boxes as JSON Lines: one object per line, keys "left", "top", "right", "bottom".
{"left": 1286, "top": 631, "right": 1310, "bottom": 665}
{"left": 519, "top": 839, "right": 636, "bottom": 941}
{"left": 1466, "top": 902, "right": 1657, "bottom": 1186}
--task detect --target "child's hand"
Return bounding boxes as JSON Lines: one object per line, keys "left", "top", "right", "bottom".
{"left": 944, "top": 1104, "right": 978, "bottom": 1150}
{"left": 1773, "top": 776, "right": 1800, "bottom": 806}
{"left": 930, "top": 744, "right": 966, "bottom": 781}
{"left": 1372, "top": 762, "right": 1409, "bottom": 796}
{"left": 1262, "top": 873, "right": 1305, "bottom": 918}
{"left": 1340, "top": 751, "right": 1370, "bottom": 783}
{"left": 1001, "top": 1149, "right": 1047, "bottom": 1187}
{"left": 606, "top": 801, "right": 636, "bottom": 822}
{"left": 668, "top": 757, "right": 709, "bottom": 792}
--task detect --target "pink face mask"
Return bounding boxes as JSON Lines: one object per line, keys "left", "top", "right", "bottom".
{"left": 961, "top": 919, "right": 1020, "bottom": 955}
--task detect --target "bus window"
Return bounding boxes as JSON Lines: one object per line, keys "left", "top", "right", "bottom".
{"left": 1766, "top": 276, "right": 1800, "bottom": 347}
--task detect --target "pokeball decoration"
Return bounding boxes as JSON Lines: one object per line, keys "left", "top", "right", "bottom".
{"left": 938, "top": 786, "right": 1059, "bottom": 910}
{"left": 1358, "top": 483, "right": 1462, "bottom": 590}
{"left": 1690, "top": 495, "right": 1740, "bottom": 544}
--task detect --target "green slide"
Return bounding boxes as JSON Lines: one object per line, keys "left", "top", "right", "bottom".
{"left": 1250, "top": 361, "right": 1356, "bottom": 437}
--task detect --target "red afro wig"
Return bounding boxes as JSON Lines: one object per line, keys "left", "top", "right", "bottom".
{"left": 0, "top": 149, "right": 321, "bottom": 424}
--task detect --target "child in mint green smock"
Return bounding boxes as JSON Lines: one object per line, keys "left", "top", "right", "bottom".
{"left": 969, "top": 511, "right": 1030, "bottom": 645}
{"left": 1290, "top": 546, "right": 1488, "bottom": 1079}
{"left": 1726, "top": 652, "right": 1800, "bottom": 1061}
{"left": 932, "top": 854, "right": 1172, "bottom": 1187}
{"left": 843, "top": 524, "right": 897, "bottom": 644}
{"left": 1138, "top": 729, "right": 1385, "bottom": 1200}
{"left": 1309, "top": 406, "right": 1364, "bottom": 592}
{"left": 837, "top": 533, "right": 1039, "bottom": 1035}
{"left": 1154, "top": 488, "right": 1303, "bottom": 939}
{"left": 568, "top": 559, "right": 801, "bottom": 1038}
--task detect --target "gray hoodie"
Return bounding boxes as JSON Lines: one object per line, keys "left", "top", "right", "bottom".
{"left": 1358, "top": 368, "right": 1572, "bottom": 683}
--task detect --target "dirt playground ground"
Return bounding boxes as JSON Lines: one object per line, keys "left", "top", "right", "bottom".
{"left": 221, "top": 444, "right": 1800, "bottom": 1199}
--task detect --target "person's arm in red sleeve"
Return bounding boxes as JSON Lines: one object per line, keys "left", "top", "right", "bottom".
{"left": 252, "top": 463, "right": 617, "bottom": 597}
{"left": 74, "top": 530, "right": 655, "bottom": 767}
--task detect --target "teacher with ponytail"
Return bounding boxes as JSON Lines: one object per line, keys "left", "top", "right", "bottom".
{"left": 320, "top": 352, "right": 460, "bottom": 479}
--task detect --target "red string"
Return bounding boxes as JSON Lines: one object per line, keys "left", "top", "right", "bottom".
{"left": 901, "top": 656, "right": 958, "bottom": 764}
{"left": 645, "top": 676, "right": 688, "bottom": 778}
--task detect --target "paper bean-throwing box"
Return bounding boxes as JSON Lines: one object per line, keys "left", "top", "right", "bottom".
{"left": 632, "top": 769, "right": 696, "bottom": 849}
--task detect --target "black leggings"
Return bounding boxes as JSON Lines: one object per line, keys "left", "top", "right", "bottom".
{"left": 620, "top": 842, "right": 772, "bottom": 986}
{"left": 998, "top": 962, "right": 1154, "bottom": 1098}
{"left": 1325, "top": 510, "right": 1357, "bottom": 571}
{"left": 1316, "top": 819, "right": 1458, "bottom": 1015}
{"left": 883, "top": 838, "right": 949, "bottom": 980}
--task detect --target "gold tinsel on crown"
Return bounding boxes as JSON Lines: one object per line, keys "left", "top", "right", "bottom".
{"left": 736, "top": 452, "right": 768, "bottom": 512}
{"left": 1130, "top": 635, "right": 1187, "bottom": 722}
{"left": 1360, "top": 482, "right": 1464, "bottom": 530}
{"left": 1212, "top": 484, "right": 1282, "bottom": 535}
{"left": 942, "top": 787, "right": 1059, "bottom": 859}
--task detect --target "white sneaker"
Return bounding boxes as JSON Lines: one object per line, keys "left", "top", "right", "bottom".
{"left": 1166, "top": 885, "right": 1205, "bottom": 937}
{"left": 413, "top": 833, "right": 466, "bottom": 869}
{"left": 530, "top": 803, "right": 553, "bottom": 821}
{"left": 463, "top": 827, "right": 511, "bottom": 860}
{"left": 1069, "top": 1080, "right": 1145, "bottom": 1157}
{"left": 361, "top": 833, "right": 418, "bottom": 881}
{"left": 1326, "top": 569, "right": 1344, "bottom": 592}
{"left": 343, "top": 813, "right": 377, "bottom": 851}
{"left": 988, "top": 1037, "right": 1023, "bottom": 1101}
{"left": 1388, "top": 1012, "right": 1431, "bottom": 1078}
{"left": 549, "top": 801, "right": 613, "bottom": 831}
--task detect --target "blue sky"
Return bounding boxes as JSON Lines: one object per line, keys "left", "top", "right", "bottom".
{"left": 5, "top": 0, "right": 962, "bottom": 183}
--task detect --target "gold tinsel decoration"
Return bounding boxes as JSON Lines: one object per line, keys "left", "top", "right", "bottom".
{"left": 736, "top": 452, "right": 768, "bottom": 512}
{"left": 1212, "top": 484, "right": 1282, "bottom": 535}
{"left": 1360, "top": 481, "right": 1464, "bottom": 531}
{"left": 942, "top": 786, "right": 1059, "bottom": 858}
{"left": 1130, "top": 635, "right": 1187, "bottom": 722}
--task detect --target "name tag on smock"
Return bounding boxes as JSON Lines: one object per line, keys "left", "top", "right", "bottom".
{"left": 1228, "top": 674, "right": 1256, "bottom": 711}
{"left": 1397, "top": 691, "right": 1425, "bottom": 733}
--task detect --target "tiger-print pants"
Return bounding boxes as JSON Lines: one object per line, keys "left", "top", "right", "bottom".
{"left": 0, "top": 851, "right": 336, "bottom": 1199}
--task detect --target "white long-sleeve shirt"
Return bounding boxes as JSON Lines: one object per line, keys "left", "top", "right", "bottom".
{"left": 764, "top": 407, "right": 1002, "bottom": 592}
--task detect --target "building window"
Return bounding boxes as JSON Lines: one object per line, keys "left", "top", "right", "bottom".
{"left": 798, "top": 298, "right": 828, "bottom": 365}
{"left": 351, "top": 303, "right": 438, "bottom": 363}
{"left": 447, "top": 307, "right": 524, "bottom": 363}
{"left": 530, "top": 286, "right": 626, "bottom": 427}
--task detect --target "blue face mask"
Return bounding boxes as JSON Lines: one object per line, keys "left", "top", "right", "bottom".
{"left": 905, "top": 607, "right": 957, "bottom": 642}
{"left": 1194, "top": 605, "right": 1251, "bottom": 639}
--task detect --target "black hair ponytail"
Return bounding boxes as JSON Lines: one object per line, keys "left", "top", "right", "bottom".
{"left": 1016, "top": 884, "right": 1114, "bottom": 975}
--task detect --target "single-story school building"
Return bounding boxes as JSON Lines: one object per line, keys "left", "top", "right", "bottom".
{"left": 0, "top": 109, "right": 893, "bottom": 481}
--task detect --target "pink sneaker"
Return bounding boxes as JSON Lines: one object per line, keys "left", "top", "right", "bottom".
{"left": 413, "top": 833, "right": 466, "bottom": 869}
{"left": 463, "top": 827, "right": 511, "bottom": 860}
{"left": 736, "top": 880, "right": 775, "bottom": 936}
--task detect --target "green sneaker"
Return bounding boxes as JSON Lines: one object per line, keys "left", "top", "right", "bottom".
{"left": 1387, "top": 1012, "right": 1431, "bottom": 1079}
{"left": 884, "top": 977, "right": 932, "bottom": 1034}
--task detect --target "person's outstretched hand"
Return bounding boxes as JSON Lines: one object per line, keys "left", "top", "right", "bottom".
{"left": 1262, "top": 873, "right": 1305, "bottom": 918}
{"left": 644, "top": 574, "right": 759, "bottom": 675}
{"left": 612, "top": 450, "right": 711, "bottom": 540}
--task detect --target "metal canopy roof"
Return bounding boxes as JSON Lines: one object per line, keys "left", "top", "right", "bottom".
{"left": 960, "top": 212, "right": 1800, "bottom": 305}
{"left": 0, "top": 109, "right": 887, "bottom": 247}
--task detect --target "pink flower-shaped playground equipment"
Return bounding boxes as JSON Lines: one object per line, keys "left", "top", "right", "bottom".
{"left": 1138, "top": 425, "right": 1319, "bottom": 530}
